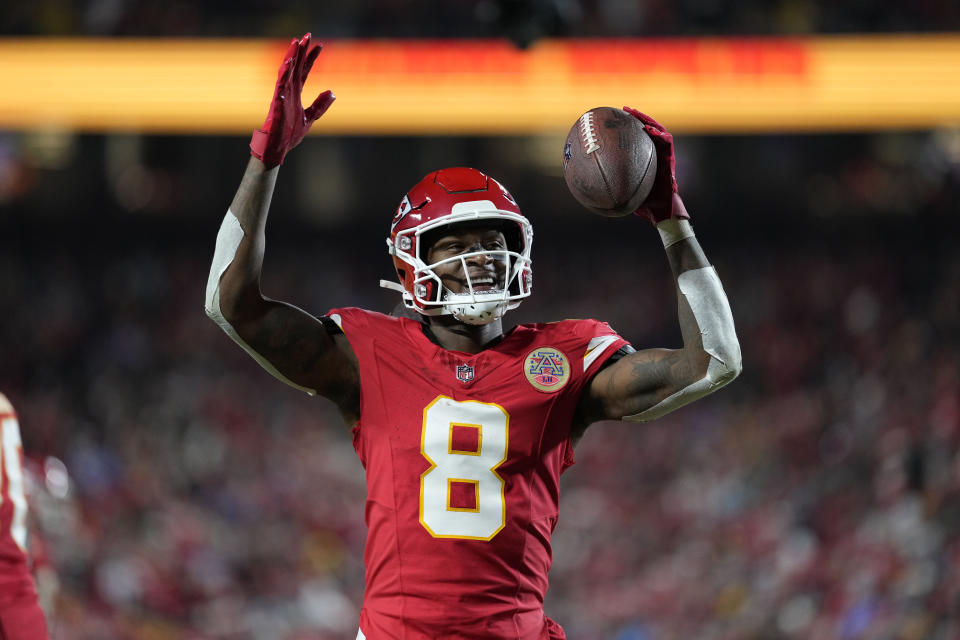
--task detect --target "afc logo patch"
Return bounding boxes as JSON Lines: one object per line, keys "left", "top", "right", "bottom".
{"left": 456, "top": 364, "right": 475, "bottom": 383}
{"left": 523, "top": 347, "right": 570, "bottom": 393}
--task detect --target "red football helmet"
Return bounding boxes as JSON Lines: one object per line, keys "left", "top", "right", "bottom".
{"left": 382, "top": 167, "right": 533, "bottom": 324}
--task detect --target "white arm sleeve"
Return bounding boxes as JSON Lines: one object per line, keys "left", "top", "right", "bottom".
{"left": 623, "top": 265, "right": 741, "bottom": 423}
{"left": 204, "top": 210, "right": 317, "bottom": 396}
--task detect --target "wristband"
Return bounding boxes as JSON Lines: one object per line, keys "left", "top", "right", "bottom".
{"left": 656, "top": 218, "right": 694, "bottom": 248}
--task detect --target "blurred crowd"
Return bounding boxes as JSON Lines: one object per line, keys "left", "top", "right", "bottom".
{"left": 2, "top": 0, "right": 958, "bottom": 40}
{"left": 1, "top": 125, "right": 959, "bottom": 638}
{"left": 550, "top": 244, "right": 960, "bottom": 640}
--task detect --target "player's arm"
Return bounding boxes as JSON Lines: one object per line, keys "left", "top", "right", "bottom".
{"left": 577, "top": 109, "right": 741, "bottom": 426}
{"left": 204, "top": 35, "right": 360, "bottom": 421}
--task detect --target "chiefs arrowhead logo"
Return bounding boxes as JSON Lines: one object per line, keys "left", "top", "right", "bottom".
{"left": 391, "top": 195, "right": 413, "bottom": 231}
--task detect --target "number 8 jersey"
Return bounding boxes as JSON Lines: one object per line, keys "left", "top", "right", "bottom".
{"left": 327, "top": 308, "right": 628, "bottom": 640}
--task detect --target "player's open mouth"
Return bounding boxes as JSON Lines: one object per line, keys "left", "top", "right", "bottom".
{"left": 469, "top": 276, "right": 499, "bottom": 291}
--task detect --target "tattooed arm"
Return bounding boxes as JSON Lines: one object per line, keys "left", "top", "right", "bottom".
{"left": 572, "top": 108, "right": 741, "bottom": 435}
{"left": 203, "top": 35, "right": 358, "bottom": 425}
{"left": 573, "top": 231, "right": 740, "bottom": 436}
{"left": 207, "top": 158, "right": 360, "bottom": 425}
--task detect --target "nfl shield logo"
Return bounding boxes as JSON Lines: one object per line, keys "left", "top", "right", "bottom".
{"left": 456, "top": 364, "right": 475, "bottom": 383}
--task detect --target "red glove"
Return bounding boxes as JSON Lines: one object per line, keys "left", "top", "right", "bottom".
{"left": 623, "top": 107, "right": 689, "bottom": 224}
{"left": 250, "top": 33, "right": 335, "bottom": 167}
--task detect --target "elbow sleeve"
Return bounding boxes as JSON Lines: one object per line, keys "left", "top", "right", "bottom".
{"left": 205, "top": 211, "right": 245, "bottom": 321}
{"left": 681, "top": 266, "right": 742, "bottom": 385}
{"left": 205, "top": 210, "right": 316, "bottom": 396}
{"left": 624, "top": 266, "right": 740, "bottom": 423}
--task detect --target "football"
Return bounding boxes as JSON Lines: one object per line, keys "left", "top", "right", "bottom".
{"left": 562, "top": 107, "right": 658, "bottom": 217}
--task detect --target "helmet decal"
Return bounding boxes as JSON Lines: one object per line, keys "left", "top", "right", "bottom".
{"left": 391, "top": 195, "right": 431, "bottom": 232}
{"left": 391, "top": 195, "right": 412, "bottom": 231}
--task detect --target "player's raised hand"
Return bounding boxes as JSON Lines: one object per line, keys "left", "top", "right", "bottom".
{"left": 623, "top": 107, "right": 689, "bottom": 224}
{"left": 250, "top": 33, "right": 335, "bottom": 167}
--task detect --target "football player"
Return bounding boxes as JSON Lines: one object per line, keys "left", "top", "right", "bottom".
{"left": 0, "top": 394, "right": 51, "bottom": 640}
{"left": 205, "top": 34, "right": 741, "bottom": 639}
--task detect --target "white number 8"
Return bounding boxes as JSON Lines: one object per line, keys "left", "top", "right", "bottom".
{"left": 419, "top": 397, "right": 508, "bottom": 541}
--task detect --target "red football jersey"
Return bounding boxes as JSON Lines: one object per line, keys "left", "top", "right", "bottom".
{"left": 0, "top": 395, "right": 50, "bottom": 640}
{"left": 328, "top": 308, "right": 628, "bottom": 639}
{"left": 0, "top": 396, "right": 33, "bottom": 600}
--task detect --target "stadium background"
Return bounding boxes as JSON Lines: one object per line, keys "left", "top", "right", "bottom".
{"left": 1, "top": 1, "right": 959, "bottom": 638}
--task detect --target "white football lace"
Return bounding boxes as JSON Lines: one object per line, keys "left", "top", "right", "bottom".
{"left": 579, "top": 111, "right": 600, "bottom": 155}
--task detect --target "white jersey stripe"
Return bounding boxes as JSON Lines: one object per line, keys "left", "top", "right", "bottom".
{"left": 583, "top": 334, "right": 621, "bottom": 371}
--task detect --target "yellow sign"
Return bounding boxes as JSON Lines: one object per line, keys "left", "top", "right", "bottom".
{"left": 0, "top": 36, "right": 958, "bottom": 134}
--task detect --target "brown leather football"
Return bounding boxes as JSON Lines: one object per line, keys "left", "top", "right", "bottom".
{"left": 562, "top": 107, "right": 657, "bottom": 217}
